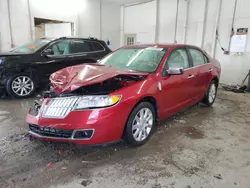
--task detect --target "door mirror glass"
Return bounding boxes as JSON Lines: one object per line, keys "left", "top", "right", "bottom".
{"left": 166, "top": 67, "right": 184, "bottom": 75}
{"left": 42, "top": 49, "right": 53, "bottom": 56}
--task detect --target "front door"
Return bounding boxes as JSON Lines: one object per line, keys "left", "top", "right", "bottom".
{"left": 159, "top": 48, "right": 196, "bottom": 116}
{"left": 37, "top": 40, "right": 74, "bottom": 84}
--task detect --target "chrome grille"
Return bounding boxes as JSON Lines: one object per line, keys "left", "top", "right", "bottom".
{"left": 42, "top": 97, "right": 79, "bottom": 118}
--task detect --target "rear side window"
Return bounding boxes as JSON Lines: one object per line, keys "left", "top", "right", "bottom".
{"left": 167, "top": 48, "right": 190, "bottom": 69}
{"left": 189, "top": 48, "right": 207, "bottom": 66}
{"left": 72, "top": 40, "right": 92, "bottom": 53}
{"left": 92, "top": 42, "right": 104, "bottom": 51}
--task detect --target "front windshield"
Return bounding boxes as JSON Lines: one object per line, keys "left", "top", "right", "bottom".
{"left": 12, "top": 39, "right": 51, "bottom": 53}
{"left": 100, "top": 47, "right": 167, "bottom": 73}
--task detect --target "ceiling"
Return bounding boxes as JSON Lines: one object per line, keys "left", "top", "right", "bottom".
{"left": 103, "top": 0, "right": 151, "bottom": 5}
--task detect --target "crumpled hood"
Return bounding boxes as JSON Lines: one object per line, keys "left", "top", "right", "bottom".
{"left": 50, "top": 63, "right": 149, "bottom": 94}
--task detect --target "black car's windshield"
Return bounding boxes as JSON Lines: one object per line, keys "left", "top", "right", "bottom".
{"left": 99, "top": 47, "right": 167, "bottom": 73}
{"left": 12, "top": 39, "right": 51, "bottom": 53}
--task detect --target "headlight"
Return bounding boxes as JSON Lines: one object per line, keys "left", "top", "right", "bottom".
{"left": 75, "top": 95, "right": 121, "bottom": 110}
{"left": 0, "top": 57, "right": 5, "bottom": 65}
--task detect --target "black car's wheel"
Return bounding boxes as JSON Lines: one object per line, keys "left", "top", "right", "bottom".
{"left": 123, "top": 102, "right": 156, "bottom": 147}
{"left": 202, "top": 80, "right": 218, "bottom": 106}
{"left": 6, "top": 74, "right": 35, "bottom": 99}
{"left": 0, "top": 88, "right": 5, "bottom": 98}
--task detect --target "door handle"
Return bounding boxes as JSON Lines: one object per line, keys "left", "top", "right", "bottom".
{"left": 188, "top": 75, "right": 195, "bottom": 79}
{"left": 208, "top": 68, "right": 213, "bottom": 72}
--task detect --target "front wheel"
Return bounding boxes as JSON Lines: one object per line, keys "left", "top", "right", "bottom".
{"left": 202, "top": 80, "right": 218, "bottom": 106}
{"left": 6, "top": 74, "right": 35, "bottom": 99}
{"left": 123, "top": 102, "right": 156, "bottom": 147}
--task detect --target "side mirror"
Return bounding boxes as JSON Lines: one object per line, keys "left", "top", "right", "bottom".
{"left": 166, "top": 67, "right": 184, "bottom": 76}
{"left": 42, "top": 49, "right": 53, "bottom": 56}
{"left": 97, "top": 59, "right": 101, "bottom": 63}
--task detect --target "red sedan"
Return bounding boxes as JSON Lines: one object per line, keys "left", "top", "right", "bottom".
{"left": 26, "top": 44, "right": 221, "bottom": 146}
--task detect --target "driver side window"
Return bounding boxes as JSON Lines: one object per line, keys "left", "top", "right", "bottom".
{"left": 47, "top": 40, "right": 71, "bottom": 56}
{"left": 167, "top": 48, "right": 189, "bottom": 69}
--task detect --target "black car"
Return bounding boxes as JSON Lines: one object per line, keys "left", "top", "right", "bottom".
{"left": 0, "top": 37, "right": 111, "bottom": 98}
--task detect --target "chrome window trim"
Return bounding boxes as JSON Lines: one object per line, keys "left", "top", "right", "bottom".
{"left": 184, "top": 62, "right": 212, "bottom": 71}
{"left": 40, "top": 39, "right": 106, "bottom": 57}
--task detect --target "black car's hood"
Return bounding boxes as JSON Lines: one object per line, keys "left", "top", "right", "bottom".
{"left": 0, "top": 52, "right": 31, "bottom": 56}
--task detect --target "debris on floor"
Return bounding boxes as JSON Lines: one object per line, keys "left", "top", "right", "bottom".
{"left": 47, "top": 163, "right": 54, "bottom": 169}
{"left": 214, "top": 174, "right": 223, "bottom": 180}
{"left": 81, "top": 179, "right": 92, "bottom": 187}
{"left": 222, "top": 84, "right": 247, "bottom": 93}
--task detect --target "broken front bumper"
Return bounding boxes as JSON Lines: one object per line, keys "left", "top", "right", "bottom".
{"left": 26, "top": 100, "right": 131, "bottom": 145}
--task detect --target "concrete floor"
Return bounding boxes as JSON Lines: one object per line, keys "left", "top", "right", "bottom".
{"left": 0, "top": 89, "right": 250, "bottom": 188}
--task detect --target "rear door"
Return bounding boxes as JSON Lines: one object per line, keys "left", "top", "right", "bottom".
{"left": 187, "top": 48, "right": 212, "bottom": 100}
{"left": 70, "top": 40, "right": 97, "bottom": 64}
{"left": 91, "top": 41, "right": 110, "bottom": 60}
{"left": 159, "top": 48, "right": 197, "bottom": 116}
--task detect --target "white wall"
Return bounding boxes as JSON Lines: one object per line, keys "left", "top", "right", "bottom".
{"left": 0, "top": 0, "right": 121, "bottom": 52}
{"left": 122, "top": 0, "right": 250, "bottom": 85}
{"left": 0, "top": 0, "right": 77, "bottom": 51}
{"left": 101, "top": 2, "right": 121, "bottom": 50}
{"left": 77, "top": 0, "right": 121, "bottom": 50}
{"left": 215, "top": 0, "right": 250, "bottom": 84}
{"left": 0, "top": 0, "right": 11, "bottom": 51}
{"left": 124, "top": 1, "right": 157, "bottom": 44}
{"left": 78, "top": 0, "right": 101, "bottom": 39}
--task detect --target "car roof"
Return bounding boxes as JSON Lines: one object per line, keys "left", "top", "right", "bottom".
{"left": 122, "top": 43, "right": 201, "bottom": 49}
{"left": 40, "top": 36, "right": 104, "bottom": 42}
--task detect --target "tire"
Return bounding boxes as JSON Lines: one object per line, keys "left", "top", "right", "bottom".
{"left": 202, "top": 80, "right": 218, "bottom": 106}
{"left": 6, "top": 74, "right": 35, "bottom": 99}
{"left": 123, "top": 102, "right": 156, "bottom": 147}
{"left": 0, "top": 88, "right": 5, "bottom": 98}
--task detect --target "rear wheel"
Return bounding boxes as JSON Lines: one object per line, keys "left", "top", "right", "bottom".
{"left": 123, "top": 102, "right": 156, "bottom": 147}
{"left": 6, "top": 74, "right": 35, "bottom": 99}
{"left": 202, "top": 80, "right": 217, "bottom": 106}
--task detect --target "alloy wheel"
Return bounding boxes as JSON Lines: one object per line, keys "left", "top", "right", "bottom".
{"left": 11, "top": 76, "right": 34, "bottom": 96}
{"left": 208, "top": 83, "right": 216, "bottom": 103}
{"left": 132, "top": 108, "right": 153, "bottom": 142}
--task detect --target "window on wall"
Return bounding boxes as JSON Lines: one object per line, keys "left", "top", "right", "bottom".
{"left": 167, "top": 49, "right": 190, "bottom": 69}
{"left": 127, "top": 37, "right": 135, "bottom": 45}
{"left": 125, "top": 34, "right": 136, "bottom": 46}
{"left": 189, "top": 48, "right": 207, "bottom": 67}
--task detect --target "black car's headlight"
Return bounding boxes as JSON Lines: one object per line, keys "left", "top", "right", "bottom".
{"left": 0, "top": 57, "right": 5, "bottom": 65}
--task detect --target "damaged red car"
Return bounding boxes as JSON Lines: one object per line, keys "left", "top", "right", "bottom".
{"left": 26, "top": 44, "right": 221, "bottom": 146}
